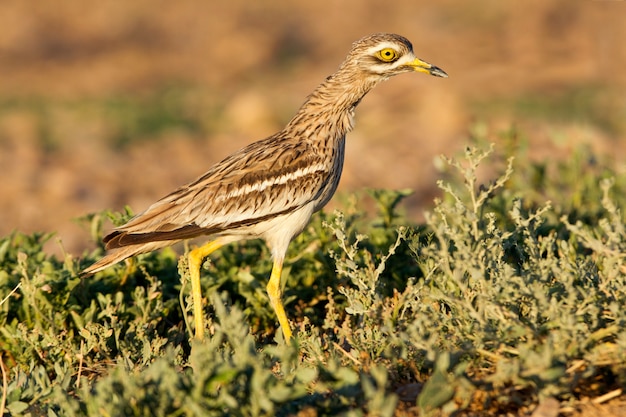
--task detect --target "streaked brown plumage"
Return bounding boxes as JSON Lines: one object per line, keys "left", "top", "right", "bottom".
{"left": 83, "top": 33, "right": 447, "bottom": 341}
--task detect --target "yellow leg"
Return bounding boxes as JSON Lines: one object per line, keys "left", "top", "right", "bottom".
{"left": 266, "top": 258, "right": 293, "bottom": 342}
{"left": 188, "top": 240, "right": 223, "bottom": 340}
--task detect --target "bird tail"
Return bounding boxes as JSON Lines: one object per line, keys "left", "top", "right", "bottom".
{"left": 82, "top": 241, "right": 175, "bottom": 276}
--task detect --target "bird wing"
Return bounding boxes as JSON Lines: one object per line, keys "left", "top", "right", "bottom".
{"left": 104, "top": 134, "right": 331, "bottom": 248}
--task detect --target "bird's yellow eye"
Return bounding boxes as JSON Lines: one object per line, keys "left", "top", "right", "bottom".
{"left": 377, "top": 48, "right": 399, "bottom": 62}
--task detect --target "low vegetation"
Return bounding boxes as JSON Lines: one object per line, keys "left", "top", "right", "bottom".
{"left": 1, "top": 140, "right": 625, "bottom": 416}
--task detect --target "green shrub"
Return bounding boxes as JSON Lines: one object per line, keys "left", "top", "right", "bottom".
{"left": 1, "top": 141, "right": 625, "bottom": 416}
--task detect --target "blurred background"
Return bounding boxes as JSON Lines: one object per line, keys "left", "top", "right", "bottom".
{"left": 1, "top": 0, "right": 624, "bottom": 255}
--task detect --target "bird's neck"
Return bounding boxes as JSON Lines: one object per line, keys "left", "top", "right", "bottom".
{"left": 286, "top": 70, "right": 378, "bottom": 141}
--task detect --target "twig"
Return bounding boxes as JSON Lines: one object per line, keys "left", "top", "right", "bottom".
{"left": 332, "top": 342, "right": 361, "bottom": 366}
{"left": 591, "top": 388, "right": 622, "bottom": 404}
{"left": 76, "top": 339, "right": 85, "bottom": 390}
{"left": 178, "top": 256, "right": 193, "bottom": 338}
{"left": 0, "top": 354, "right": 7, "bottom": 417}
{"left": 0, "top": 283, "right": 21, "bottom": 307}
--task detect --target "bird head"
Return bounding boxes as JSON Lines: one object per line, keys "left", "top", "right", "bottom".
{"left": 343, "top": 33, "right": 448, "bottom": 80}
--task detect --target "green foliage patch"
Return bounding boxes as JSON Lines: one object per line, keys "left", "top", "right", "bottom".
{"left": 1, "top": 141, "right": 625, "bottom": 416}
